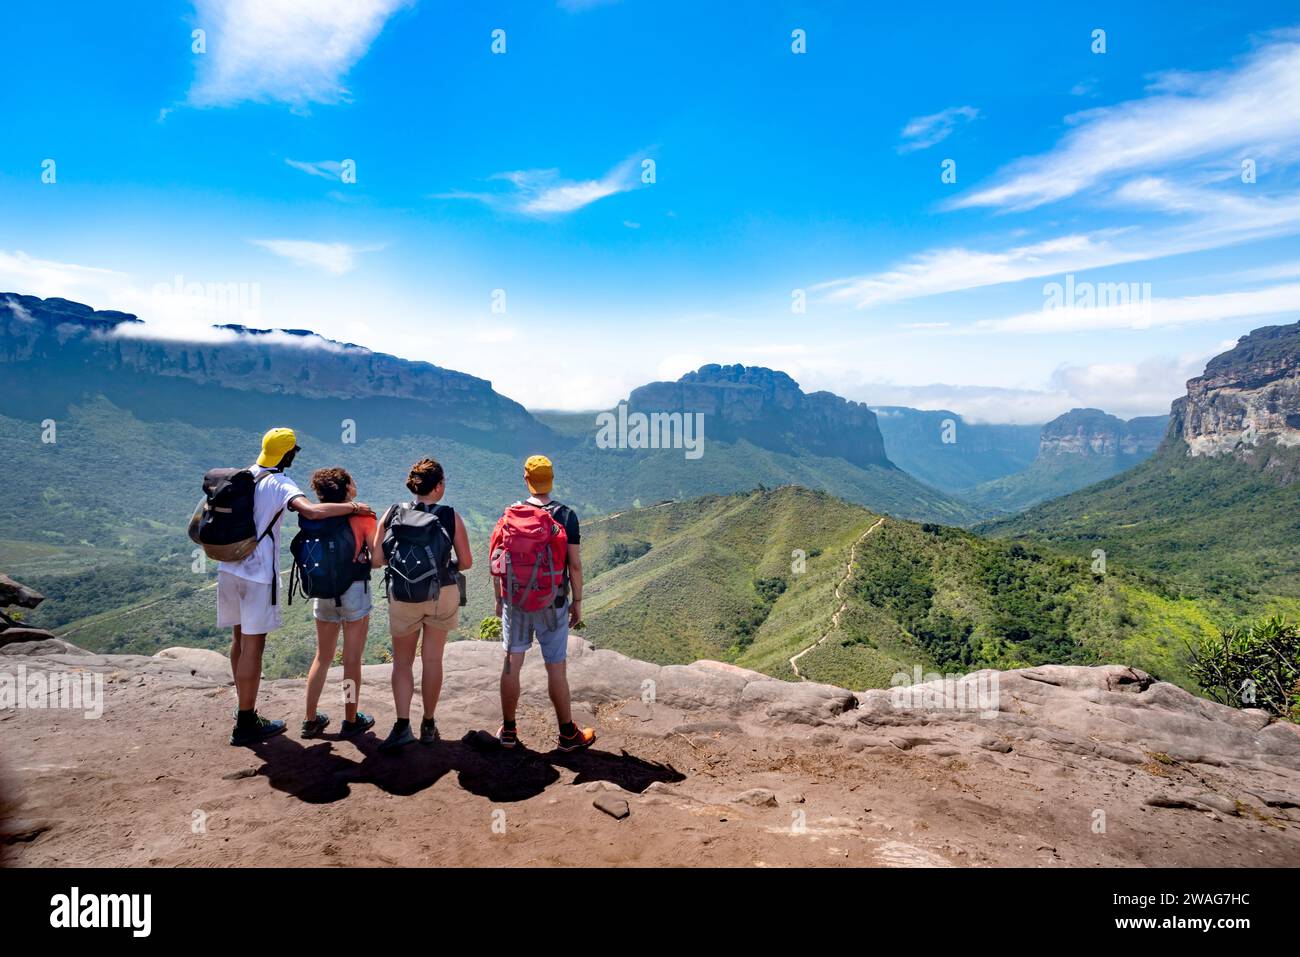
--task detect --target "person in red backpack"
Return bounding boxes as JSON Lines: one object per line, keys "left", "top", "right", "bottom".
{"left": 489, "top": 455, "right": 596, "bottom": 752}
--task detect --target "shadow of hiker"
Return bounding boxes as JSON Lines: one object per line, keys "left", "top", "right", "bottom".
{"left": 455, "top": 730, "right": 685, "bottom": 803}
{"left": 550, "top": 746, "right": 686, "bottom": 793}
{"left": 247, "top": 734, "right": 356, "bottom": 804}
{"left": 242, "top": 728, "right": 686, "bottom": 806}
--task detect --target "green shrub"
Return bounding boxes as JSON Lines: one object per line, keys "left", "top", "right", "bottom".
{"left": 1189, "top": 615, "right": 1300, "bottom": 721}
{"left": 477, "top": 616, "right": 502, "bottom": 641}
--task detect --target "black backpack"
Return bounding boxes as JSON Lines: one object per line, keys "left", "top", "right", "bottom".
{"left": 382, "top": 503, "right": 455, "bottom": 603}
{"left": 287, "top": 516, "right": 370, "bottom": 606}
{"left": 187, "top": 467, "right": 285, "bottom": 563}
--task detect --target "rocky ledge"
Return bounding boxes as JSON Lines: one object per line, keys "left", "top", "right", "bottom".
{"left": 2, "top": 637, "right": 1298, "bottom": 867}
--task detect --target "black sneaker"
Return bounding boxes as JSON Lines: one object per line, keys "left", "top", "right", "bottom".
{"left": 378, "top": 721, "right": 416, "bottom": 753}
{"left": 497, "top": 724, "right": 519, "bottom": 749}
{"left": 340, "top": 712, "right": 375, "bottom": 736}
{"left": 301, "top": 712, "right": 330, "bottom": 738}
{"left": 229, "top": 714, "right": 287, "bottom": 747}
{"left": 557, "top": 725, "right": 597, "bottom": 753}
{"left": 419, "top": 717, "right": 440, "bottom": 745}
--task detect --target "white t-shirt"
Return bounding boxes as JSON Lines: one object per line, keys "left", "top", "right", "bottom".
{"left": 216, "top": 466, "right": 305, "bottom": 585}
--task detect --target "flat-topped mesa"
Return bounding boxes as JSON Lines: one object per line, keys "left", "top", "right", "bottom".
{"left": 0, "top": 293, "right": 538, "bottom": 435}
{"left": 1171, "top": 320, "right": 1300, "bottom": 465}
{"left": 626, "top": 363, "right": 894, "bottom": 470}
{"left": 1038, "top": 408, "right": 1167, "bottom": 459}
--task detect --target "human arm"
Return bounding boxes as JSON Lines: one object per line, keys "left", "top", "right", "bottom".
{"left": 370, "top": 505, "right": 394, "bottom": 568}
{"left": 567, "top": 543, "right": 583, "bottom": 627}
{"left": 453, "top": 512, "right": 473, "bottom": 571}
{"left": 289, "top": 497, "right": 374, "bottom": 521}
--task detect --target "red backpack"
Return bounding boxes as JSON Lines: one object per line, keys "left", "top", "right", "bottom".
{"left": 489, "top": 503, "right": 568, "bottom": 613}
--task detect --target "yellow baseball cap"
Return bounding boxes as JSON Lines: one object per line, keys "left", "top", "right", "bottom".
{"left": 257, "top": 427, "right": 300, "bottom": 468}
{"left": 524, "top": 454, "right": 554, "bottom": 494}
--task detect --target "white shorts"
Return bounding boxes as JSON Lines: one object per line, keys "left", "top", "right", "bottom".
{"left": 217, "top": 571, "right": 284, "bottom": 635}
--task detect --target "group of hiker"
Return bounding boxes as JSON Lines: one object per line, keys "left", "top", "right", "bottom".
{"left": 190, "top": 427, "right": 596, "bottom": 755}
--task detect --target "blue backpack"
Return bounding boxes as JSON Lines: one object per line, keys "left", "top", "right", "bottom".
{"left": 288, "top": 516, "right": 369, "bottom": 606}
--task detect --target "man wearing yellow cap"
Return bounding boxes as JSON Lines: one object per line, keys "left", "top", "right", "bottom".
{"left": 494, "top": 455, "right": 596, "bottom": 752}
{"left": 219, "top": 427, "right": 374, "bottom": 746}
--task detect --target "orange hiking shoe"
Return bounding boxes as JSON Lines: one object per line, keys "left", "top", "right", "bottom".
{"left": 557, "top": 724, "right": 596, "bottom": 752}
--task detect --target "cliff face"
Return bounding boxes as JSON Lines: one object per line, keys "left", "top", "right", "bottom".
{"left": 626, "top": 364, "right": 894, "bottom": 470}
{"left": 1038, "top": 408, "right": 1167, "bottom": 459}
{"left": 0, "top": 293, "right": 539, "bottom": 436}
{"left": 1173, "top": 321, "right": 1300, "bottom": 461}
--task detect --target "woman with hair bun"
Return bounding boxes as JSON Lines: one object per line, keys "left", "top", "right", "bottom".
{"left": 370, "top": 458, "right": 472, "bottom": 752}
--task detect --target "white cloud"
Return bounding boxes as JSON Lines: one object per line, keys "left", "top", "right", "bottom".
{"left": 433, "top": 156, "right": 643, "bottom": 217}
{"left": 815, "top": 179, "right": 1300, "bottom": 310}
{"left": 285, "top": 158, "right": 345, "bottom": 181}
{"left": 1047, "top": 354, "right": 1209, "bottom": 417}
{"left": 865, "top": 382, "right": 1075, "bottom": 425}
{"left": 977, "top": 281, "right": 1300, "bottom": 334}
{"left": 951, "top": 33, "right": 1300, "bottom": 211}
{"left": 3, "top": 295, "right": 34, "bottom": 322}
{"left": 188, "top": 0, "right": 409, "bottom": 109}
{"left": 0, "top": 250, "right": 132, "bottom": 302}
{"left": 249, "top": 239, "right": 373, "bottom": 275}
{"left": 897, "top": 105, "right": 979, "bottom": 153}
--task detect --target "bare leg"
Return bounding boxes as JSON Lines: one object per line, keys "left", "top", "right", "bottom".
{"left": 305, "top": 620, "right": 340, "bottom": 720}
{"left": 500, "top": 651, "right": 526, "bottom": 722}
{"left": 340, "top": 616, "right": 369, "bottom": 723}
{"left": 545, "top": 661, "right": 573, "bottom": 725}
{"left": 234, "top": 633, "right": 267, "bottom": 711}
{"left": 419, "top": 626, "right": 448, "bottom": 720}
{"left": 229, "top": 626, "right": 242, "bottom": 684}
{"left": 391, "top": 630, "right": 419, "bottom": 721}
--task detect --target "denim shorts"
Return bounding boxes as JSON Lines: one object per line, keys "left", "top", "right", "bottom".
{"left": 501, "top": 601, "right": 569, "bottom": 664}
{"left": 313, "top": 580, "right": 372, "bottom": 623}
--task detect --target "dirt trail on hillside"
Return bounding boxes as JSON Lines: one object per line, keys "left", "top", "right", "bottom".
{"left": 789, "top": 518, "right": 884, "bottom": 679}
{"left": 5, "top": 637, "right": 1300, "bottom": 868}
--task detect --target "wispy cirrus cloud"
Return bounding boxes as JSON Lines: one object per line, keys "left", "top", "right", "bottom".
{"left": 285, "top": 158, "right": 347, "bottom": 181}
{"left": 897, "top": 105, "right": 979, "bottom": 153}
{"left": 976, "top": 281, "right": 1300, "bottom": 335}
{"left": 950, "top": 31, "right": 1300, "bottom": 211}
{"left": 433, "top": 156, "right": 644, "bottom": 217}
{"left": 187, "top": 0, "right": 410, "bottom": 110}
{"left": 816, "top": 175, "right": 1300, "bottom": 309}
{"left": 249, "top": 239, "right": 377, "bottom": 275}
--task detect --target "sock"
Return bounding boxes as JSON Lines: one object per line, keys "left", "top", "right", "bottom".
{"left": 559, "top": 721, "right": 577, "bottom": 737}
{"left": 236, "top": 709, "right": 258, "bottom": 728}
{"left": 502, "top": 719, "right": 517, "bottom": 731}
{"left": 393, "top": 718, "right": 410, "bottom": 731}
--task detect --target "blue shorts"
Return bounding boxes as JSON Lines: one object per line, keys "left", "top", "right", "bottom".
{"left": 501, "top": 601, "right": 569, "bottom": 664}
{"left": 313, "top": 580, "right": 372, "bottom": 623}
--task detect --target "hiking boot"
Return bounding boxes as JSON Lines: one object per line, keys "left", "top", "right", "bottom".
{"left": 378, "top": 720, "right": 416, "bottom": 753}
{"left": 340, "top": 712, "right": 375, "bottom": 736}
{"left": 498, "top": 724, "right": 520, "bottom": 749}
{"left": 301, "top": 712, "right": 330, "bottom": 738}
{"left": 557, "top": 725, "right": 596, "bottom": 753}
{"left": 419, "top": 717, "right": 440, "bottom": 745}
{"left": 229, "top": 714, "right": 287, "bottom": 747}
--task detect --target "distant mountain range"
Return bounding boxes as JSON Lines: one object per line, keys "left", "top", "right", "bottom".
{"left": 965, "top": 408, "right": 1168, "bottom": 513}
{"left": 5, "top": 291, "right": 1297, "bottom": 692}
{"left": 870, "top": 407, "right": 1040, "bottom": 492}
{"left": 988, "top": 319, "right": 1300, "bottom": 606}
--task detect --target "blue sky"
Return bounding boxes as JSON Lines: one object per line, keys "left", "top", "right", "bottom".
{"left": 3, "top": 1, "right": 1300, "bottom": 421}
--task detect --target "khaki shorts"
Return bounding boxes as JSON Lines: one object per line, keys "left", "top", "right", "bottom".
{"left": 388, "top": 587, "right": 459, "bottom": 638}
